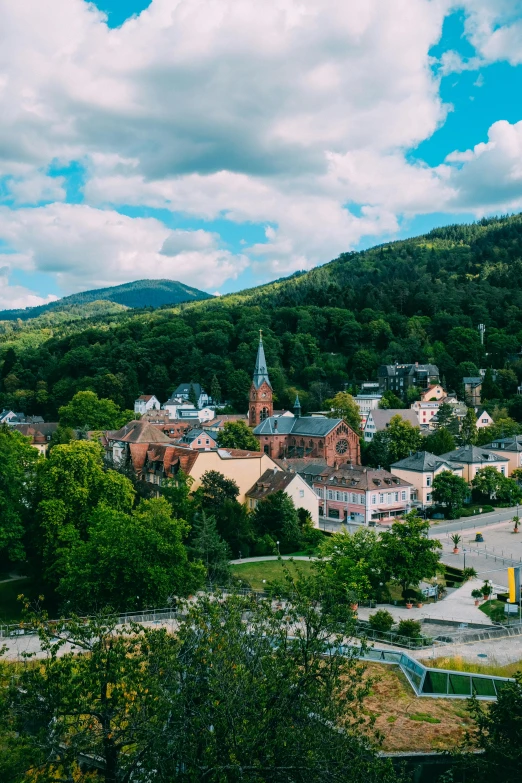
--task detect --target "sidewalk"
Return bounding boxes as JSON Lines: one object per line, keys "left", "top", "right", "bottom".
{"left": 356, "top": 579, "right": 495, "bottom": 626}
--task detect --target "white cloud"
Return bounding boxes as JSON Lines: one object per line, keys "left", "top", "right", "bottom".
{"left": 0, "top": 204, "right": 246, "bottom": 291}
{"left": 459, "top": 1, "right": 522, "bottom": 65}
{"left": 0, "top": 267, "right": 58, "bottom": 310}
{"left": 443, "top": 120, "right": 522, "bottom": 212}
{"left": 0, "top": 0, "right": 454, "bottom": 289}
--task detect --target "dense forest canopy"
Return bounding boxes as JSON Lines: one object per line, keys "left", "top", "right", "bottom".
{"left": 3, "top": 213, "right": 522, "bottom": 417}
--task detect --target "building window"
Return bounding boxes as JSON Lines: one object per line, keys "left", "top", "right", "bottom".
{"left": 426, "top": 476, "right": 431, "bottom": 487}
{"left": 327, "top": 490, "right": 334, "bottom": 500}
{"left": 315, "top": 487, "right": 323, "bottom": 497}
{"left": 379, "top": 493, "right": 384, "bottom": 503}
{"left": 329, "top": 508, "right": 340, "bottom": 519}
{"left": 299, "top": 489, "right": 304, "bottom": 498}
{"left": 394, "top": 492, "right": 399, "bottom": 502}
{"left": 401, "top": 491, "right": 406, "bottom": 500}
{"left": 500, "top": 467, "right": 506, "bottom": 475}
{"left": 427, "top": 493, "right": 432, "bottom": 502}
{"left": 371, "top": 494, "right": 376, "bottom": 504}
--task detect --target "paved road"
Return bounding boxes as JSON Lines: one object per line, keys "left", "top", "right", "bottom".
{"left": 428, "top": 506, "right": 520, "bottom": 536}
{"left": 230, "top": 555, "right": 315, "bottom": 565}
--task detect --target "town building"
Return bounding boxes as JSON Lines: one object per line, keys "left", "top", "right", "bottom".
{"left": 311, "top": 464, "right": 412, "bottom": 525}
{"left": 141, "top": 444, "right": 280, "bottom": 503}
{"left": 134, "top": 395, "right": 161, "bottom": 415}
{"left": 390, "top": 451, "right": 465, "bottom": 510}
{"left": 419, "top": 385, "right": 445, "bottom": 402}
{"left": 378, "top": 363, "right": 440, "bottom": 396}
{"left": 354, "top": 393, "right": 382, "bottom": 427}
{"left": 475, "top": 408, "right": 494, "bottom": 430}
{"left": 245, "top": 468, "right": 319, "bottom": 526}
{"left": 107, "top": 420, "right": 172, "bottom": 466}
{"left": 363, "top": 409, "right": 419, "bottom": 442}
{"left": 180, "top": 428, "right": 218, "bottom": 451}
{"left": 10, "top": 422, "right": 59, "bottom": 455}
{"left": 480, "top": 436, "right": 522, "bottom": 474}
{"left": 173, "top": 383, "right": 210, "bottom": 409}
{"left": 463, "top": 377, "right": 482, "bottom": 406}
{"left": 439, "top": 445, "right": 509, "bottom": 482}
{"left": 250, "top": 336, "right": 360, "bottom": 465}
{"left": 410, "top": 400, "right": 441, "bottom": 429}
{"left": 162, "top": 397, "right": 214, "bottom": 422}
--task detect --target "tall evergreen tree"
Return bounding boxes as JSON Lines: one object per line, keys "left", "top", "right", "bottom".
{"left": 460, "top": 407, "right": 478, "bottom": 445}
{"left": 210, "top": 374, "right": 222, "bottom": 405}
{"left": 190, "top": 510, "right": 230, "bottom": 585}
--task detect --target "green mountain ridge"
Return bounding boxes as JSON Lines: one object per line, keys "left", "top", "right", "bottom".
{"left": 0, "top": 279, "right": 212, "bottom": 321}
{"left": 3, "top": 213, "right": 522, "bottom": 422}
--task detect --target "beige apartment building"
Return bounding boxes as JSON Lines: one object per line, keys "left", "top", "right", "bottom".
{"left": 391, "top": 451, "right": 464, "bottom": 509}
{"left": 439, "top": 445, "right": 509, "bottom": 482}
{"left": 480, "top": 435, "right": 522, "bottom": 475}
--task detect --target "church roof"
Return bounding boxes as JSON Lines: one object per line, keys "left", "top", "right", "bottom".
{"left": 252, "top": 336, "right": 271, "bottom": 389}
{"left": 253, "top": 416, "right": 342, "bottom": 437}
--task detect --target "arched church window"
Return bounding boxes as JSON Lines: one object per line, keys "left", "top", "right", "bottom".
{"left": 261, "top": 407, "right": 269, "bottom": 421}
{"left": 251, "top": 408, "right": 256, "bottom": 424}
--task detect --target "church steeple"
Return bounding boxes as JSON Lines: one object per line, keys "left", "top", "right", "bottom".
{"left": 293, "top": 393, "right": 301, "bottom": 419}
{"left": 252, "top": 330, "right": 271, "bottom": 389}
{"left": 249, "top": 331, "right": 273, "bottom": 427}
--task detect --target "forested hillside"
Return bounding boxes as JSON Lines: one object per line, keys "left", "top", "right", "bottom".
{"left": 3, "top": 214, "right": 522, "bottom": 418}
{"left": 0, "top": 278, "right": 212, "bottom": 321}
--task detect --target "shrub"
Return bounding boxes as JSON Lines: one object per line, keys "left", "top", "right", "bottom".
{"left": 490, "top": 605, "right": 507, "bottom": 624}
{"left": 403, "top": 587, "right": 418, "bottom": 602}
{"left": 397, "top": 619, "right": 422, "bottom": 639}
{"left": 368, "top": 609, "right": 394, "bottom": 633}
{"left": 462, "top": 567, "right": 478, "bottom": 580}
{"left": 471, "top": 589, "right": 482, "bottom": 600}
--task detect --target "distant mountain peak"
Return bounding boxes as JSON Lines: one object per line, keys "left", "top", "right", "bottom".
{"left": 0, "top": 279, "right": 212, "bottom": 321}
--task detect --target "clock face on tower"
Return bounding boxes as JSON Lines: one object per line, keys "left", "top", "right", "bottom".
{"left": 261, "top": 392, "right": 266, "bottom": 398}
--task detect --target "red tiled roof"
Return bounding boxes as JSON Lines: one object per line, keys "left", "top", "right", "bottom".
{"left": 246, "top": 468, "right": 295, "bottom": 499}
{"left": 111, "top": 420, "right": 171, "bottom": 444}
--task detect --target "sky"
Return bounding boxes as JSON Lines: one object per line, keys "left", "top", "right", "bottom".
{"left": 3, "top": 1, "right": 522, "bottom": 308}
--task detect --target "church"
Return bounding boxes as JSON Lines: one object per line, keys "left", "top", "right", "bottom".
{"left": 250, "top": 335, "right": 360, "bottom": 466}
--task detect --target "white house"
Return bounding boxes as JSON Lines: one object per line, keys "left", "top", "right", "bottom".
{"left": 411, "top": 400, "right": 441, "bottom": 429}
{"left": 354, "top": 394, "right": 382, "bottom": 427}
{"left": 173, "top": 383, "right": 210, "bottom": 409}
{"left": 245, "top": 468, "right": 319, "bottom": 526}
{"left": 134, "top": 395, "right": 161, "bottom": 415}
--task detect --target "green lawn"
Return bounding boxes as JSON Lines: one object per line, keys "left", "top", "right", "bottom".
{"left": 479, "top": 598, "right": 522, "bottom": 622}
{"left": 231, "top": 560, "right": 314, "bottom": 590}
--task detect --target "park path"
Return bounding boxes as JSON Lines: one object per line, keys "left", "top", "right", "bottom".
{"left": 230, "top": 555, "right": 315, "bottom": 564}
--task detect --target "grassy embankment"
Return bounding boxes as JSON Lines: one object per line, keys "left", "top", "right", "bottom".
{"left": 231, "top": 559, "right": 314, "bottom": 590}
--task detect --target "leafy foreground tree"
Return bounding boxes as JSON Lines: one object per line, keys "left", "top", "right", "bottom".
{"left": 190, "top": 510, "right": 231, "bottom": 585}
{"left": 57, "top": 498, "right": 206, "bottom": 612}
{"left": 1, "top": 594, "right": 404, "bottom": 783}
{"left": 58, "top": 390, "right": 134, "bottom": 431}
{"left": 253, "top": 490, "right": 303, "bottom": 553}
{"left": 454, "top": 673, "right": 522, "bottom": 782}
{"left": 431, "top": 470, "right": 469, "bottom": 517}
{"left": 379, "top": 511, "right": 442, "bottom": 598}
{"left": 0, "top": 425, "right": 39, "bottom": 565}
{"left": 317, "top": 527, "right": 389, "bottom": 603}
{"left": 367, "top": 414, "right": 422, "bottom": 469}
{"left": 217, "top": 419, "right": 260, "bottom": 450}
{"left": 325, "top": 391, "right": 361, "bottom": 433}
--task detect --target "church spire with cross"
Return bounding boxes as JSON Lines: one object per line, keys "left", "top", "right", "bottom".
{"left": 252, "top": 330, "right": 272, "bottom": 389}
{"left": 249, "top": 330, "right": 273, "bottom": 426}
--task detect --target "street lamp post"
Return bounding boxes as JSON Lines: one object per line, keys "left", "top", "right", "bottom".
{"left": 276, "top": 540, "right": 280, "bottom": 555}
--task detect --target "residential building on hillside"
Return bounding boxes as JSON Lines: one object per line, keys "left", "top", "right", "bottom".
{"left": 141, "top": 444, "right": 280, "bottom": 503}
{"left": 439, "top": 445, "right": 509, "bottom": 482}
{"left": 419, "top": 385, "right": 445, "bottom": 402}
{"left": 410, "top": 400, "right": 441, "bottom": 429}
{"left": 180, "top": 428, "right": 218, "bottom": 451}
{"left": 354, "top": 393, "right": 382, "bottom": 426}
{"left": 463, "top": 377, "right": 482, "bottom": 406}
{"left": 363, "top": 409, "right": 419, "bottom": 442}
{"left": 173, "top": 383, "right": 210, "bottom": 408}
{"left": 162, "top": 398, "right": 214, "bottom": 422}
{"left": 134, "top": 395, "right": 161, "bottom": 414}
{"left": 311, "top": 464, "right": 412, "bottom": 525}
{"left": 390, "top": 451, "right": 465, "bottom": 510}
{"left": 246, "top": 468, "right": 319, "bottom": 526}
{"left": 10, "top": 422, "right": 59, "bottom": 455}
{"left": 378, "top": 363, "right": 439, "bottom": 395}
{"left": 475, "top": 408, "right": 494, "bottom": 429}
{"left": 480, "top": 436, "right": 522, "bottom": 474}
{"left": 107, "top": 420, "right": 172, "bottom": 466}
{"left": 205, "top": 413, "right": 249, "bottom": 431}
{"left": 0, "top": 410, "right": 45, "bottom": 426}
{"left": 251, "top": 337, "right": 360, "bottom": 465}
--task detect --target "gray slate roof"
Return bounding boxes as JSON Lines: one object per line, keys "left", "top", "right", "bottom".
{"left": 367, "top": 409, "right": 419, "bottom": 430}
{"left": 253, "top": 416, "right": 341, "bottom": 437}
{"left": 481, "top": 435, "right": 522, "bottom": 453}
{"left": 175, "top": 383, "right": 205, "bottom": 397}
{"left": 440, "top": 445, "right": 509, "bottom": 464}
{"left": 391, "top": 450, "right": 462, "bottom": 472}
